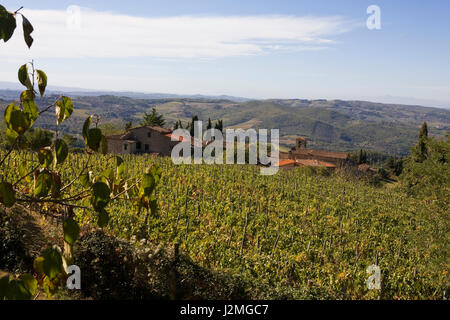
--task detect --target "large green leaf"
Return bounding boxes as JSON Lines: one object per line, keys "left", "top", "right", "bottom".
{"left": 91, "top": 181, "right": 110, "bottom": 212}
{"left": 149, "top": 195, "right": 158, "bottom": 217}
{"left": 0, "top": 181, "right": 15, "bottom": 208}
{"left": 97, "top": 209, "right": 110, "bottom": 228}
{"left": 36, "top": 70, "right": 47, "bottom": 96}
{"left": 21, "top": 14, "right": 34, "bottom": 48}
{"left": 116, "top": 156, "right": 125, "bottom": 177}
{"left": 0, "top": 5, "right": 16, "bottom": 43}
{"left": 38, "top": 147, "right": 53, "bottom": 168}
{"left": 5, "top": 128, "right": 18, "bottom": 145}
{"left": 20, "top": 89, "right": 35, "bottom": 102}
{"left": 80, "top": 171, "right": 93, "bottom": 188}
{"left": 100, "top": 134, "right": 108, "bottom": 155}
{"left": 34, "top": 169, "right": 52, "bottom": 198}
{"left": 55, "top": 96, "right": 73, "bottom": 125}
{"left": 150, "top": 166, "right": 162, "bottom": 185}
{"left": 0, "top": 274, "right": 9, "bottom": 299}
{"left": 22, "top": 99, "right": 38, "bottom": 123}
{"left": 87, "top": 128, "right": 102, "bottom": 151}
{"left": 54, "top": 139, "right": 68, "bottom": 164}
{"left": 4, "top": 103, "right": 30, "bottom": 135}
{"left": 41, "top": 246, "right": 63, "bottom": 281}
{"left": 82, "top": 116, "right": 92, "bottom": 144}
{"left": 18, "top": 64, "right": 32, "bottom": 90}
{"left": 5, "top": 279, "right": 33, "bottom": 300}
{"left": 141, "top": 172, "right": 155, "bottom": 196}
{"left": 51, "top": 172, "right": 61, "bottom": 199}
{"left": 19, "top": 274, "right": 37, "bottom": 297}
{"left": 63, "top": 218, "right": 80, "bottom": 245}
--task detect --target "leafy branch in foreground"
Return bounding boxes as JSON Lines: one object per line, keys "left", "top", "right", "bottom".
{"left": 0, "top": 9, "right": 161, "bottom": 298}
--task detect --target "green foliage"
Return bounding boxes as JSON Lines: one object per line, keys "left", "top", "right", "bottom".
{"left": 411, "top": 122, "right": 429, "bottom": 162}
{"left": 54, "top": 139, "right": 68, "bottom": 164}
{"left": 0, "top": 181, "right": 15, "bottom": 208}
{"left": 0, "top": 210, "right": 33, "bottom": 272}
{"left": 140, "top": 108, "right": 166, "bottom": 127}
{"left": 34, "top": 169, "right": 52, "bottom": 197}
{"left": 0, "top": 273, "right": 37, "bottom": 300}
{"left": 400, "top": 131, "right": 450, "bottom": 200}
{"left": 4, "top": 103, "right": 31, "bottom": 135}
{"left": 63, "top": 218, "right": 80, "bottom": 246}
{"left": 0, "top": 5, "right": 17, "bottom": 43}
{"left": 36, "top": 70, "right": 47, "bottom": 96}
{"left": 91, "top": 181, "right": 110, "bottom": 213}
{"left": 55, "top": 96, "right": 73, "bottom": 125}
{"left": 18, "top": 64, "right": 32, "bottom": 90}
{"left": 24, "top": 128, "right": 53, "bottom": 151}
{"left": 0, "top": 12, "right": 161, "bottom": 300}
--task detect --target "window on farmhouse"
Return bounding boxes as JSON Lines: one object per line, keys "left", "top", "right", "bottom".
{"left": 145, "top": 144, "right": 149, "bottom": 151}
{"left": 147, "top": 132, "right": 151, "bottom": 138}
{"left": 124, "top": 144, "right": 128, "bottom": 151}
{"left": 136, "top": 142, "right": 141, "bottom": 149}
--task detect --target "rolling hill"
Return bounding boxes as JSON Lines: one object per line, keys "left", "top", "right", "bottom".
{"left": 1, "top": 92, "right": 449, "bottom": 155}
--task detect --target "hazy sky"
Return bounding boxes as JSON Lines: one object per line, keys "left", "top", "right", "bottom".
{"left": 1, "top": 0, "right": 449, "bottom": 102}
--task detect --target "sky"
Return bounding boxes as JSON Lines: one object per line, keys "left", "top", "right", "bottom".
{"left": 1, "top": 0, "right": 449, "bottom": 104}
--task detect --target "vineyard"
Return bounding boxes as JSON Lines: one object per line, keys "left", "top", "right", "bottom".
{"left": 2, "top": 150, "right": 448, "bottom": 299}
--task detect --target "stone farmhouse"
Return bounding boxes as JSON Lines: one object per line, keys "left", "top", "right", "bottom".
{"left": 106, "top": 125, "right": 179, "bottom": 156}
{"left": 279, "top": 137, "right": 350, "bottom": 169}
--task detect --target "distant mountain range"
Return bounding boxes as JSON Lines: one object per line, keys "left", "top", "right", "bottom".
{"left": 0, "top": 82, "right": 249, "bottom": 102}
{"left": 2, "top": 81, "right": 450, "bottom": 109}
{"left": 1, "top": 88, "right": 449, "bottom": 155}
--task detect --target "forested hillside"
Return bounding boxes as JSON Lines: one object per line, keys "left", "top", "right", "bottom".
{"left": 1, "top": 93, "right": 449, "bottom": 155}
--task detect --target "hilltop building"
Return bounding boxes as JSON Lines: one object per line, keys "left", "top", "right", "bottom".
{"left": 279, "top": 137, "right": 350, "bottom": 169}
{"left": 106, "top": 125, "right": 177, "bottom": 156}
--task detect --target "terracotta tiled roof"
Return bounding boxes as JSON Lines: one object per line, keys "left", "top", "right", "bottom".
{"left": 144, "top": 126, "right": 171, "bottom": 134}
{"left": 296, "top": 159, "right": 337, "bottom": 168}
{"left": 277, "top": 159, "right": 296, "bottom": 167}
{"left": 106, "top": 125, "right": 171, "bottom": 140}
{"left": 291, "top": 148, "right": 348, "bottom": 160}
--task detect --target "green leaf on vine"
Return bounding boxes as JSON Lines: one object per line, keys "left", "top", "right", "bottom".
{"left": 21, "top": 15, "right": 34, "bottom": 48}
{"left": 5, "top": 128, "right": 18, "bottom": 145}
{"left": 19, "top": 274, "right": 37, "bottom": 297}
{"left": 63, "top": 218, "right": 80, "bottom": 245}
{"left": 91, "top": 181, "right": 110, "bottom": 212}
{"left": 4, "top": 103, "right": 30, "bottom": 135}
{"left": 20, "top": 89, "right": 35, "bottom": 102}
{"left": 22, "top": 99, "right": 38, "bottom": 123}
{"left": 36, "top": 69, "right": 47, "bottom": 96}
{"left": 41, "top": 246, "right": 64, "bottom": 281}
{"left": 18, "top": 64, "right": 32, "bottom": 90}
{"left": 87, "top": 128, "right": 102, "bottom": 151}
{"left": 34, "top": 169, "right": 52, "bottom": 198}
{"left": 141, "top": 172, "right": 155, "bottom": 197}
{"left": 80, "top": 171, "right": 93, "bottom": 188}
{"left": 0, "top": 5, "right": 17, "bottom": 43}
{"left": 0, "top": 274, "right": 9, "bottom": 299}
{"left": 100, "top": 134, "right": 108, "bottom": 155}
{"left": 0, "top": 181, "right": 15, "bottom": 208}
{"left": 98, "top": 209, "right": 110, "bottom": 228}
{"left": 82, "top": 116, "right": 92, "bottom": 144}
{"left": 54, "top": 139, "right": 68, "bottom": 164}
{"left": 55, "top": 96, "right": 73, "bottom": 125}
{"left": 116, "top": 156, "right": 125, "bottom": 177}
{"left": 38, "top": 147, "right": 53, "bottom": 168}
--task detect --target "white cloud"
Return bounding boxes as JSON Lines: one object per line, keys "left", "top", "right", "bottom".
{"left": 0, "top": 8, "right": 355, "bottom": 59}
